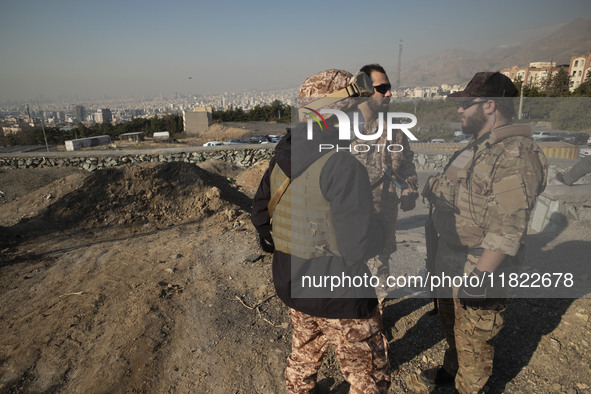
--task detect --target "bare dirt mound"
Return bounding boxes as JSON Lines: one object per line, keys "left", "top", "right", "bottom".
{"left": 200, "top": 123, "right": 250, "bottom": 142}
{"left": 0, "top": 169, "right": 88, "bottom": 227}
{"left": 0, "top": 163, "right": 289, "bottom": 393}
{"left": 234, "top": 161, "right": 269, "bottom": 198}
{"left": 1, "top": 162, "right": 253, "bottom": 246}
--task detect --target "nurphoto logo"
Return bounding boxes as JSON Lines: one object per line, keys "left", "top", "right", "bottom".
{"left": 305, "top": 109, "right": 419, "bottom": 152}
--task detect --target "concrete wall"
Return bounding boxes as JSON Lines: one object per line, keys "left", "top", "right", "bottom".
{"left": 183, "top": 108, "right": 212, "bottom": 135}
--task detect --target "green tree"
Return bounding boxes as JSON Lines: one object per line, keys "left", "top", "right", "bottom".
{"left": 550, "top": 98, "right": 591, "bottom": 131}
{"left": 548, "top": 68, "right": 571, "bottom": 97}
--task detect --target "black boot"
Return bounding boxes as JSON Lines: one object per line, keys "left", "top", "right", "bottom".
{"left": 419, "top": 367, "right": 455, "bottom": 387}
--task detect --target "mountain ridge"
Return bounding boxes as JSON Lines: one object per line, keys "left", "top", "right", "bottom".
{"left": 400, "top": 18, "right": 591, "bottom": 88}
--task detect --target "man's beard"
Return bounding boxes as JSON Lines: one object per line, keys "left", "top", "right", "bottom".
{"left": 369, "top": 96, "right": 390, "bottom": 113}
{"left": 462, "top": 105, "right": 487, "bottom": 136}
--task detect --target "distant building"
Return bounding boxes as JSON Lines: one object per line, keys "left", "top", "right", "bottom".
{"left": 94, "top": 108, "right": 113, "bottom": 123}
{"left": 65, "top": 135, "right": 111, "bottom": 151}
{"left": 501, "top": 62, "right": 567, "bottom": 89}
{"left": 120, "top": 132, "right": 144, "bottom": 142}
{"left": 569, "top": 51, "right": 591, "bottom": 91}
{"left": 183, "top": 107, "right": 212, "bottom": 135}
{"left": 74, "top": 105, "right": 86, "bottom": 123}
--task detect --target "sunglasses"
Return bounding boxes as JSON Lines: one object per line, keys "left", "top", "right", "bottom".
{"left": 460, "top": 99, "right": 488, "bottom": 110}
{"left": 373, "top": 84, "right": 391, "bottom": 95}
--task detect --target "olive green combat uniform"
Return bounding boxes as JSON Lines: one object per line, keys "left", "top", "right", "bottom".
{"left": 423, "top": 124, "right": 547, "bottom": 393}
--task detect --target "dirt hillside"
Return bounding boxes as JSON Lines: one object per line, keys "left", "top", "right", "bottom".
{"left": 0, "top": 161, "right": 590, "bottom": 393}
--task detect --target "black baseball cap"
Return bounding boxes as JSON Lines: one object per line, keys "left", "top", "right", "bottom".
{"left": 448, "top": 72, "right": 518, "bottom": 98}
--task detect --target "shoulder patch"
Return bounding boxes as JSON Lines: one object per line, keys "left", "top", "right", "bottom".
{"left": 493, "top": 174, "right": 528, "bottom": 212}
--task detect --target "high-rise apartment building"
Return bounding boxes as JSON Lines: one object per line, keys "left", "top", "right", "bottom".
{"left": 569, "top": 51, "right": 591, "bottom": 91}
{"left": 94, "top": 108, "right": 113, "bottom": 123}
{"left": 74, "top": 105, "right": 86, "bottom": 123}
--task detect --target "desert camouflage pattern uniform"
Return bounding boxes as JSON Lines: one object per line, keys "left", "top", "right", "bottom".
{"left": 354, "top": 121, "right": 418, "bottom": 297}
{"left": 297, "top": 68, "right": 354, "bottom": 115}
{"left": 423, "top": 124, "right": 547, "bottom": 393}
{"left": 285, "top": 308, "right": 390, "bottom": 394}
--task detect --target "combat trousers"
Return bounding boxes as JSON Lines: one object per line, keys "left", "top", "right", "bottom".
{"left": 367, "top": 188, "right": 399, "bottom": 299}
{"left": 285, "top": 308, "right": 390, "bottom": 394}
{"left": 563, "top": 155, "right": 591, "bottom": 185}
{"left": 435, "top": 241, "right": 506, "bottom": 394}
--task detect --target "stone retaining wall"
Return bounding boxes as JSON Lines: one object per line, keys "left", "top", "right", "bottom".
{"left": 0, "top": 148, "right": 275, "bottom": 172}
{"left": 0, "top": 147, "right": 578, "bottom": 172}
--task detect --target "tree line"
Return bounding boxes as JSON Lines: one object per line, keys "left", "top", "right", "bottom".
{"left": 212, "top": 100, "right": 292, "bottom": 123}
{"left": 514, "top": 69, "right": 591, "bottom": 131}
{"left": 0, "top": 114, "right": 183, "bottom": 147}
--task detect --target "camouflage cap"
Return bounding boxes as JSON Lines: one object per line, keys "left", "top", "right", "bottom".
{"left": 298, "top": 69, "right": 353, "bottom": 98}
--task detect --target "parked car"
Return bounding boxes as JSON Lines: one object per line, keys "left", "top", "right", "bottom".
{"left": 453, "top": 133, "right": 471, "bottom": 142}
{"left": 248, "top": 135, "right": 269, "bottom": 144}
{"left": 224, "top": 138, "right": 249, "bottom": 145}
{"left": 269, "top": 136, "right": 282, "bottom": 143}
{"left": 203, "top": 141, "right": 223, "bottom": 147}
{"left": 430, "top": 138, "right": 445, "bottom": 143}
{"left": 560, "top": 133, "right": 588, "bottom": 145}
{"left": 532, "top": 131, "right": 561, "bottom": 142}
{"left": 535, "top": 135, "right": 562, "bottom": 142}
{"left": 532, "top": 131, "right": 562, "bottom": 141}
{"left": 579, "top": 147, "right": 591, "bottom": 158}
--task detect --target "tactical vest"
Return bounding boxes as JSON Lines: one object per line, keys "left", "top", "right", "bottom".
{"left": 429, "top": 125, "right": 547, "bottom": 248}
{"left": 270, "top": 151, "right": 341, "bottom": 259}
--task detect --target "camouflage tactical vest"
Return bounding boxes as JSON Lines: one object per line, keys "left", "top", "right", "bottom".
{"left": 270, "top": 151, "right": 341, "bottom": 259}
{"left": 428, "top": 125, "right": 546, "bottom": 248}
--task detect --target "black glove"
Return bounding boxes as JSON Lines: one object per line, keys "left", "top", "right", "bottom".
{"left": 258, "top": 231, "right": 275, "bottom": 254}
{"left": 458, "top": 268, "right": 494, "bottom": 310}
{"left": 400, "top": 193, "right": 417, "bottom": 211}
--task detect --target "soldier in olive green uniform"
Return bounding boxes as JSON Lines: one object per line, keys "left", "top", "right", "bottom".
{"left": 420, "top": 72, "right": 547, "bottom": 393}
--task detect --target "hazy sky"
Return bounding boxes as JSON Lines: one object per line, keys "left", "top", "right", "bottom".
{"left": 1, "top": 0, "right": 590, "bottom": 102}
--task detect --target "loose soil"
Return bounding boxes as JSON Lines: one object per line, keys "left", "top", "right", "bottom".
{"left": 0, "top": 157, "right": 590, "bottom": 393}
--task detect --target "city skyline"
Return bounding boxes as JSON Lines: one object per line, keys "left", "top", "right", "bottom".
{"left": 1, "top": 0, "right": 591, "bottom": 103}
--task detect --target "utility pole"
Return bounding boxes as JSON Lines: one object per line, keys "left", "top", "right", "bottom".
{"left": 397, "top": 40, "right": 403, "bottom": 89}
{"left": 37, "top": 99, "right": 50, "bottom": 152}
{"left": 518, "top": 79, "right": 524, "bottom": 120}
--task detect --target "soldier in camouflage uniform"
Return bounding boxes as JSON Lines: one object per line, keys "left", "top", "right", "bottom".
{"left": 420, "top": 72, "right": 547, "bottom": 393}
{"left": 354, "top": 64, "right": 419, "bottom": 299}
{"left": 252, "top": 69, "right": 391, "bottom": 393}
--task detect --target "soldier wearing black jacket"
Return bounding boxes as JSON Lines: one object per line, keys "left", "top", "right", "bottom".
{"left": 251, "top": 69, "right": 391, "bottom": 393}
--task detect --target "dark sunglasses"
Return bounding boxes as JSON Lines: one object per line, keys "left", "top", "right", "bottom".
{"left": 373, "top": 84, "right": 391, "bottom": 95}
{"left": 460, "top": 99, "right": 488, "bottom": 110}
